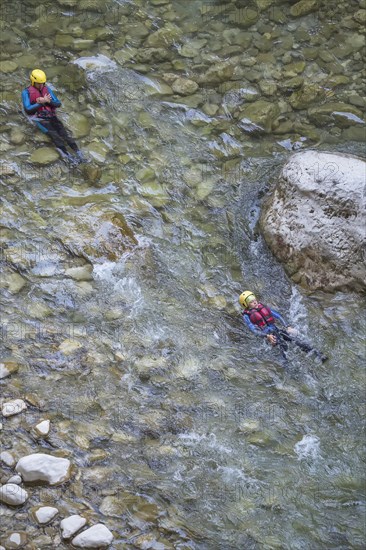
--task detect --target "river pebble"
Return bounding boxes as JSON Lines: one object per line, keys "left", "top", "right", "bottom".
{"left": 7, "top": 475, "right": 22, "bottom": 485}
{"left": 0, "top": 484, "right": 29, "bottom": 506}
{"left": 34, "top": 506, "right": 59, "bottom": 524}
{"left": 35, "top": 419, "right": 51, "bottom": 437}
{"left": 2, "top": 400, "right": 27, "bottom": 418}
{"left": 16, "top": 453, "right": 71, "bottom": 485}
{"left": 0, "top": 451, "right": 16, "bottom": 467}
{"left": 72, "top": 523, "right": 114, "bottom": 548}
{"left": 61, "top": 514, "right": 87, "bottom": 539}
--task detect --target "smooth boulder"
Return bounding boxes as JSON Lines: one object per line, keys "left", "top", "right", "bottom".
{"left": 0, "top": 484, "right": 29, "bottom": 506}
{"left": 71, "top": 524, "right": 114, "bottom": 548}
{"left": 260, "top": 151, "right": 366, "bottom": 292}
{"left": 16, "top": 453, "right": 71, "bottom": 485}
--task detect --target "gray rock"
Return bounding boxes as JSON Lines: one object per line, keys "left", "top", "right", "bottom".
{"left": 260, "top": 151, "right": 366, "bottom": 292}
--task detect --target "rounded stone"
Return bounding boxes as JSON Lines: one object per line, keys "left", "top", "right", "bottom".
{"left": 61, "top": 514, "right": 87, "bottom": 539}
{"left": 71, "top": 524, "right": 114, "bottom": 548}
{"left": 260, "top": 151, "right": 366, "bottom": 292}
{"left": 0, "top": 61, "right": 18, "bottom": 73}
{"left": 0, "top": 484, "right": 29, "bottom": 506}
{"left": 2, "top": 399, "right": 27, "bottom": 418}
{"left": 34, "top": 506, "right": 59, "bottom": 524}
{"left": 172, "top": 77, "right": 199, "bottom": 96}
{"left": 29, "top": 147, "right": 60, "bottom": 165}
{"left": 16, "top": 453, "right": 71, "bottom": 485}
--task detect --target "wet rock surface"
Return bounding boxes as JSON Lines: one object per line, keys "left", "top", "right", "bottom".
{"left": 260, "top": 151, "right": 366, "bottom": 291}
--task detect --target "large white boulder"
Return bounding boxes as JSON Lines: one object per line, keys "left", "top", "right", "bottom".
{"left": 260, "top": 151, "right": 366, "bottom": 291}
{"left": 61, "top": 515, "right": 87, "bottom": 539}
{"left": 71, "top": 524, "right": 114, "bottom": 548}
{"left": 16, "top": 453, "right": 71, "bottom": 485}
{"left": 0, "top": 483, "right": 29, "bottom": 506}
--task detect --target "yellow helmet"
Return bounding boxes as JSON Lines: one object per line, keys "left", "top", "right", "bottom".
{"left": 30, "top": 69, "right": 47, "bottom": 86}
{"left": 239, "top": 291, "right": 257, "bottom": 308}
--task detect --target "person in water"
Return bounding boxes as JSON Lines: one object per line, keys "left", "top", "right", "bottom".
{"left": 22, "top": 69, "right": 86, "bottom": 164}
{"left": 239, "top": 290, "right": 328, "bottom": 363}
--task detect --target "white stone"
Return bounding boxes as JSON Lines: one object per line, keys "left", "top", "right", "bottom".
{"left": 260, "top": 151, "right": 366, "bottom": 292}
{"left": 7, "top": 475, "right": 22, "bottom": 485}
{"left": 35, "top": 420, "right": 51, "bottom": 436}
{"left": 16, "top": 453, "right": 71, "bottom": 485}
{"left": 71, "top": 524, "right": 114, "bottom": 548}
{"left": 0, "top": 451, "right": 16, "bottom": 467}
{"left": 35, "top": 506, "right": 59, "bottom": 524}
{"left": 73, "top": 55, "right": 117, "bottom": 72}
{"left": 61, "top": 515, "right": 87, "bottom": 539}
{"left": 65, "top": 265, "right": 93, "bottom": 281}
{"left": 0, "top": 483, "right": 29, "bottom": 505}
{"left": 2, "top": 399, "right": 27, "bottom": 417}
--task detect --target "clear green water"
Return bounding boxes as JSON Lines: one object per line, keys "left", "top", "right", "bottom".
{"left": 0, "top": 0, "right": 365, "bottom": 548}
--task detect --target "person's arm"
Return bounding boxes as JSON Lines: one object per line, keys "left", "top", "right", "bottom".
{"left": 271, "top": 308, "right": 287, "bottom": 327}
{"left": 46, "top": 87, "right": 61, "bottom": 108}
{"left": 243, "top": 314, "right": 266, "bottom": 336}
{"left": 22, "top": 89, "right": 41, "bottom": 114}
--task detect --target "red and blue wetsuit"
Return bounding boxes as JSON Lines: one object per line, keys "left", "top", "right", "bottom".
{"left": 243, "top": 303, "right": 286, "bottom": 337}
{"left": 242, "top": 303, "right": 327, "bottom": 362}
{"left": 22, "top": 84, "right": 78, "bottom": 155}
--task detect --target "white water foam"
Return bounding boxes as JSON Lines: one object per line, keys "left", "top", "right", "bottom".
{"left": 294, "top": 434, "right": 320, "bottom": 461}
{"left": 289, "top": 286, "right": 309, "bottom": 337}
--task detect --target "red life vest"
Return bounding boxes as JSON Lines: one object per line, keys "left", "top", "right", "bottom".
{"left": 27, "top": 85, "right": 56, "bottom": 117}
{"left": 245, "top": 303, "right": 275, "bottom": 329}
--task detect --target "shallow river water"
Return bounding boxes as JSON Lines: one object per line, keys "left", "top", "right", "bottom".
{"left": 0, "top": 0, "right": 365, "bottom": 548}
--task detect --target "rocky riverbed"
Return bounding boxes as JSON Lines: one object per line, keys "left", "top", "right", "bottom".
{"left": 1, "top": 0, "right": 365, "bottom": 549}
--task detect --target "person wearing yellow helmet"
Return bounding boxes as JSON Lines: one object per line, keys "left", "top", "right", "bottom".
{"left": 239, "top": 291, "right": 328, "bottom": 364}
{"left": 22, "top": 69, "right": 87, "bottom": 164}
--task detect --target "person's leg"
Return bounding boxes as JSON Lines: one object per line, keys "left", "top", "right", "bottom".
{"left": 36, "top": 119, "right": 68, "bottom": 152}
{"left": 291, "top": 334, "right": 328, "bottom": 362}
{"left": 51, "top": 117, "right": 78, "bottom": 151}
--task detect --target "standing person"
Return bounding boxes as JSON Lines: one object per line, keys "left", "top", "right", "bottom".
{"left": 22, "top": 69, "right": 86, "bottom": 164}
{"left": 239, "top": 290, "right": 328, "bottom": 364}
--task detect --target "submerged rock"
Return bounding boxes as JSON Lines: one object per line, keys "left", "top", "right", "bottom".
{"left": 260, "top": 151, "right": 366, "bottom": 292}
{"left": 29, "top": 147, "right": 60, "bottom": 165}
{"left": 0, "top": 359, "right": 20, "bottom": 380}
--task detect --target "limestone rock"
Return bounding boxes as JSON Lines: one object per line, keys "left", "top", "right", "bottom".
{"left": 290, "top": 0, "right": 317, "bottom": 17}
{"left": 16, "top": 453, "right": 71, "bottom": 485}
{"left": 2, "top": 533, "right": 27, "bottom": 549}
{"left": 0, "top": 451, "right": 16, "bottom": 467}
{"left": 0, "top": 61, "right": 18, "bottom": 73}
{"left": 71, "top": 524, "right": 114, "bottom": 548}
{"left": 2, "top": 399, "right": 27, "bottom": 417}
{"left": 7, "top": 475, "right": 22, "bottom": 485}
{"left": 239, "top": 100, "right": 280, "bottom": 133}
{"left": 61, "top": 514, "right": 87, "bottom": 539}
{"left": 172, "top": 77, "right": 199, "bottom": 96}
{"left": 308, "top": 102, "right": 365, "bottom": 127}
{"left": 35, "top": 419, "right": 51, "bottom": 437}
{"left": 260, "top": 151, "right": 366, "bottom": 292}
{"left": 29, "top": 147, "right": 60, "bottom": 165}
{"left": 34, "top": 506, "right": 59, "bottom": 524}
{"left": 0, "top": 484, "right": 29, "bottom": 506}
{"left": 65, "top": 265, "right": 93, "bottom": 281}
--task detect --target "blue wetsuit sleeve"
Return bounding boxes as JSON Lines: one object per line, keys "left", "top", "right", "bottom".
{"left": 22, "top": 89, "right": 40, "bottom": 114}
{"left": 47, "top": 87, "right": 61, "bottom": 108}
{"left": 271, "top": 309, "right": 287, "bottom": 326}
{"left": 243, "top": 314, "right": 267, "bottom": 337}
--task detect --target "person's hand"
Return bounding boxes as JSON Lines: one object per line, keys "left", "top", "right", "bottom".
{"left": 287, "top": 326, "right": 298, "bottom": 336}
{"left": 267, "top": 334, "right": 277, "bottom": 346}
{"left": 44, "top": 93, "right": 51, "bottom": 103}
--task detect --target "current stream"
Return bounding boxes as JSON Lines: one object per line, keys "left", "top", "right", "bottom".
{"left": 0, "top": 0, "right": 365, "bottom": 548}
